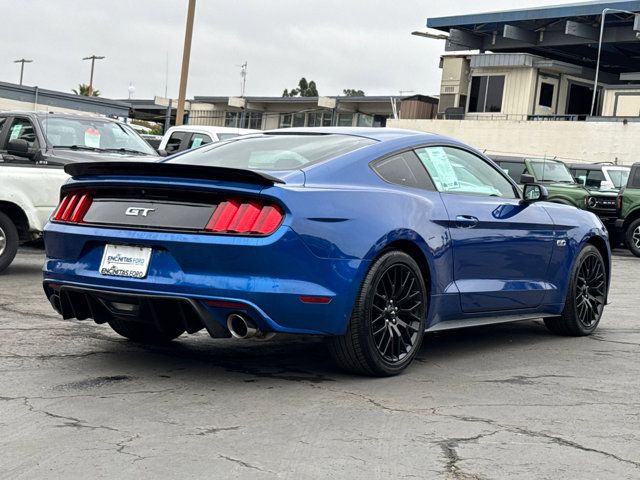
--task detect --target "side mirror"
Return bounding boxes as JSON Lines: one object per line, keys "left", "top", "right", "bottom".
{"left": 520, "top": 173, "right": 535, "bottom": 184}
{"left": 157, "top": 149, "right": 168, "bottom": 157}
{"left": 522, "top": 184, "right": 549, "bottom": 204}
{"left": 7, "top": 139, "right": 31, "bottom": 158}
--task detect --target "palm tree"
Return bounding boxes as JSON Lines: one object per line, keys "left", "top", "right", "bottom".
{"left": 72, "top": 83, "right": 100, "bottom": 97}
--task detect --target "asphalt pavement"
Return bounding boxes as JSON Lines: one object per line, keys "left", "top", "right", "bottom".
{"left": 1, "top": 248, "right": 639, "bottom": 479}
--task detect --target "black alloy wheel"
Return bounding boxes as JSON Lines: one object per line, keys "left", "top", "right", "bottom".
{"left": 574, "top": 252, "right": 606, "bottom": 328}
{"left": 371, "top": 263, "right": 424, "bottom": 363}
{"left": 544, "top": 244, "right": 606, "bottom": 336}
{"left": 328, "top": 251, "right": 427, "bottom": 376}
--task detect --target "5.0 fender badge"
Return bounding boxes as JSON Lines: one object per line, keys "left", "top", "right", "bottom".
{"left": 557, "top": 239, "right": 567, "bottom": 247}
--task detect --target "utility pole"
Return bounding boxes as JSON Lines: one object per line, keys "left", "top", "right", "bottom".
{"left": 176, "top": 0, "right": 196, "bottom": 126}
{"left": 82, "top": 55, "right": 105, "bottom": 96}
{"left": 14, "top": 59, "right": 33, "bottom": 86}
{"left": 240, "top": 61, "right": 247, "bottom": 97}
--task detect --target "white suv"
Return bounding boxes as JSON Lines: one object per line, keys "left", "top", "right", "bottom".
{"left": 158, "top": 125, "right": 260, "bottom": 155}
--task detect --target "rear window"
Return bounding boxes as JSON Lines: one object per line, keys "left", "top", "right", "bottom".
{"left": 167, "top": 134, "right": 376, "bottom": 170}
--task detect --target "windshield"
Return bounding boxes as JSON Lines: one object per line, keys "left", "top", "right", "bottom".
{"left": 167, "top": 134, "right": 377, "bottom": 170}
{"left": 529, "top": 159, "right": 575, "bottom": 183}
{"left": 604, "top": 167, "right": 630, "bottom": 189}
{"left": 41, "top": 117, "right": 157, "bottom": 155}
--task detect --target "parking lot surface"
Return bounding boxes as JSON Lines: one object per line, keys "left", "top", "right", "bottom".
{"left": 1, "top": 248, "right": 639, "bottom": 479}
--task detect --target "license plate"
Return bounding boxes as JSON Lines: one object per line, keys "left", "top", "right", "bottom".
{"left": 99, "top": 244, "right": 152, "bottom": 279}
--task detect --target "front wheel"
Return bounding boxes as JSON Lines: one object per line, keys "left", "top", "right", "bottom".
{"left": 0, "top": 212, "right": 19, "bottom": 274}
{"left": 328, "top": 251, "right": 427, "bottom": 376}
{"left": 625, "top": 218, "right": 640, "bottom": 258}
{"left": 544, "top": 244, "right": 606, "bottom": 336}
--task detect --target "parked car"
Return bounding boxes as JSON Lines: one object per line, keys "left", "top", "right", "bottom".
{"left": 568, "top": 163, "right": 630, "bottom": 192}
{"left": 0, "top": 111, "right": 159, "bottom": 166}
{"left": 43, "top": 128, "right": 610, "bottom": 376}
{"left": 140, "top": 134, "right": 163, "bottom": 151}
{"left": 492, "top": 155, "right": 618, "bottom": 233}
{"left": 0, "top": 156, "right": 68, "bottom": 272}
{"left": 616, "top": 163, "right": 640, "bottom": 257}
{"left": 158, "top": 125, "right": 260, "bottom": 155}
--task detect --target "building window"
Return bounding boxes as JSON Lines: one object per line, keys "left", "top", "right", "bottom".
{"left": 357, "top": 114, "right": 373, "bottom": 127}
{"left": 279, "top": 113, "right": 305, "bottom": 128}
{"left": 307, "top": 112, "right": 333, "bottom": 127}
{"left": 468, "top": 75, "right": 505, "bottom": 113}
{"left": 337, "top": 113, "right": 354, "bottom": 126}
{"left": 225, "top": 111, "right": 262, "bottom": 129}
{"left": 539, "top": 82, "right": 555, "bottom": 108}
{"left": 225, "top": 112, "right": 239, "bottom": 127}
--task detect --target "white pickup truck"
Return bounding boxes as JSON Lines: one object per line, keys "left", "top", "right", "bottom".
{"left": 0, "top": 158, "right": 68, "bottom": 272}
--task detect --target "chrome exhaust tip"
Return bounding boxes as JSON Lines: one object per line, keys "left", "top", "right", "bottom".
{"left": 226, "top": 313, "right": 275, "bottom": 340}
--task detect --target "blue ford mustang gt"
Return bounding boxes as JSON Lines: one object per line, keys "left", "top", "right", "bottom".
{"left": 43, "top": 128, "right": 610, "bottom": 376}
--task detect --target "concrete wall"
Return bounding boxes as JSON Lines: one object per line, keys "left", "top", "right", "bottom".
{"left": 388, "top": 119, "right": 640, "bottom": 164}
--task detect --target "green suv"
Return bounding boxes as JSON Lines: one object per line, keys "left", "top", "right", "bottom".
{"left": 616, "top": 163, "right": 640, "bottom": 257}
{"left": 492, "top": 156, "right": 619, "bottom": 231}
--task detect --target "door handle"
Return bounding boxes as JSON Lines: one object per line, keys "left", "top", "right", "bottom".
{"left": 455, "top": 215, "right": 479, "bottom": 228}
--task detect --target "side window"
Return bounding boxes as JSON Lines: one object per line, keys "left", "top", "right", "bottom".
{"left": 585, "top": 169, "right": 606, "bottom": 188}
{"left": 372, "top": 151, "right": 434, "bottom": 190}
{"left": 165, "top": 131, "right": 187, "bottom": 153}
{"left": 572, "top": 169, "right": 588, "bottom": 186}
{"left": 497, "top": 161, "right": 526, "bottom": 184}
{"left": 187, "top": 133, "right": 213, "bottom": 149}
{"left": 6, "top": 118, "right": 39, "bottom": 150}
{"left": 630, "top": 168, "right": 640, "bottom": 188}
{"left": 416, "top": 146, "right": 517, "bottom": 198}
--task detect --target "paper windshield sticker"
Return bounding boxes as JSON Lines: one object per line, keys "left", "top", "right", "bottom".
{"left": 9, "top": 125, "right": 22, "bottom": 141}
{"left": 191, "top": 137, "right": 203, "bottom": 148}
{"left": 424, "top": 147, "right": 459, "bottom": 191}
{"left": 84, "top": 127, "right": 101, "bottom": 148}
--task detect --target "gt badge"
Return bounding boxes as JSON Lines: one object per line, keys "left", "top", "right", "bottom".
{"left": 125, "top": 207, "right": 155, "bottom": 217}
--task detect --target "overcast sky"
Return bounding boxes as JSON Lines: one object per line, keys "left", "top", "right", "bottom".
{"left": 1, "top": 0, "right": 581, "bottom": 100}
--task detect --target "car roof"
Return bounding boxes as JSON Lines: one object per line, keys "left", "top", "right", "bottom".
{"left": 569, "top": 163, "right": 628, "bottom": 170}
{"left": 263, "top": 127, "right": 441, "bottom": 142}
{"left": 166, "top": 125, "right": 260, "bottom": 134}
{"left": 490, "top": 155, "right": 565, "bottom": 164}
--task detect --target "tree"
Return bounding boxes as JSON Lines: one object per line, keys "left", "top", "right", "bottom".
{"left": 72, "top": 83, "right": 100, "bottom": 97}
{"left": 343, "top": 89, "right": 365, "bottom": 97}
{"left": 282, "top": 77, "right": 318, "bottom": 97}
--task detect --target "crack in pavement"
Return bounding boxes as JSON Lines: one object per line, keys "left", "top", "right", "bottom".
{"left": 588, "top": 335, "right": 640, "bottom": 348}
{"left": 0, "top": 351, "right": 119, "bottom": 360}
{"left": 218, "top": 454, "right": 273, "bottom": 474}
{"left": 195, "top": 426, "right": 242, "bottom": 436}
{"left": 115, "top": 434, "right": 148, "bottom": 462}
{"left": 439, "top": 431, "right": 500, "bottom": 480}
{"left": 482, "top": 374, "right": 573, "bottom": 385}
{"left": 17, "top": 397, "right": 120, "bottom": 432}
{"left": 430, "top": 409, "right": 640, "bottom": 470}
{"left": 0, "top": 388, "right": 179, "bottom": 403}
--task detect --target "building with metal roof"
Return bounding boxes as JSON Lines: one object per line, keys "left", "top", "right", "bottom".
{"left": 419, "top": 0, "right": 640, "bottom": 119}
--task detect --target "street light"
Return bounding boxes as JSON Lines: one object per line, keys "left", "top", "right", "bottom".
{"left": 411, "top": 30, "right": 449, "bottom": 40}
{"left": 591, "top": 8, "right": 640, "bottom": 116}
{"left": 82, "top": 54, "right": 105, "bottom": 96}
{"left": 13, "top": 58, "right": 33, "bottom": 86}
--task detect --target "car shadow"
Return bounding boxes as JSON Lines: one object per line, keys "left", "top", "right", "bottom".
{"left": 87, "top": 320, "right": 556, "bottom": 383}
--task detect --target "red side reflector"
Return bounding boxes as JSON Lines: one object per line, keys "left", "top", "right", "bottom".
{"left": 47, "top": 283, "right": 62, "bottom": 290}
{"left": 299, "top": 296, "right": 332, "bottom": 304}
{"left": 205, "top": 299, "right": 248, "bottom": 309}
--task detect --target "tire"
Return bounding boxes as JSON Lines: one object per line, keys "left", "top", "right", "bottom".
{"left": 108, "top": 317, "right": 184, "bottom": 344}
{"left": 0, "top": 212, "right": 19, "bottom": 274}
{"left": 544, "top": 244, "right": 606, "bottom": 336}
{"left": 625, "top": 218, "right": 640, "bottom": 258}
{"left": 328, "top": 251, "right": 427, "bottom": 376}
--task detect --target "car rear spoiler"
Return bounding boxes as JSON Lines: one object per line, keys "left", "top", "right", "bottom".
{"left": 64, "top": 161, "right": 285, "bottom": 186}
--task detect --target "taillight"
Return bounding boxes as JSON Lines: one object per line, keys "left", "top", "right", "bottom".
{"left": 52, "top": 192, "right": 93, "bottom": 223}
{"left": 205, "top": 199, "right": 284, "bottom": 235}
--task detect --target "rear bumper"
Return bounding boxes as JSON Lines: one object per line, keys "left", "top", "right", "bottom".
{"left": 43, "top": 222, "right": 367, "bottom": 335}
